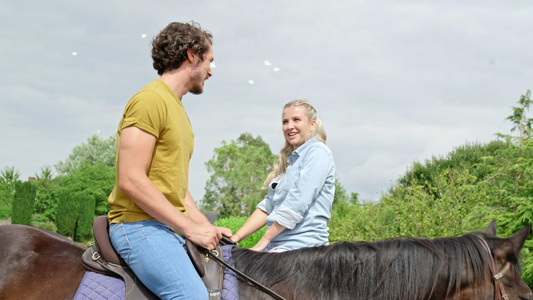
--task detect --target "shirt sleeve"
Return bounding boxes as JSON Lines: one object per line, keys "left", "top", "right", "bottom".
{"left": 121, "top": 90, "right": 167, "bottom": 138}
{"left": 257, "top": 183, "right": 275, "bottom": 214}
{"left": 274, "top": 146, "right": 334, "bottom": 230}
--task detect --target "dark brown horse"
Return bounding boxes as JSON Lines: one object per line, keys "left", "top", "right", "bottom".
{"left": 0, "top": 221, "right": 531, "bottom": 300}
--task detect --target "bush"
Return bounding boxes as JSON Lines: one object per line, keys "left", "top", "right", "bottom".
{"left": 11, "top": 181, "right": 36, "bottom": 225}
{"left": 75, "top": 191, "right": 95, "bottom": 242}
{"left": 0, "top": 204, "right": 11, "bottom": 220}
{"left": 56, "top": 190, "right": 79, "bottom": 238}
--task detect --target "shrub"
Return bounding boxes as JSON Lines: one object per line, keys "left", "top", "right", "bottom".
{"left": 11, "top": 181, "right": 36, "bottom": 225}
{"left": 75, "top": 191, "right": 95, "bottom": 242}
{"left": 56, "top": 190, "right": 79, "bottom": 238}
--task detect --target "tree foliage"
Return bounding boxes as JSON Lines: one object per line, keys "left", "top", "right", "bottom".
{"left": 56, "top": 190, "right": 79, "bottom": 239}
{"left": 497, "top": 89, "right": 533, "bottom": 144}
{"left": 33, "top": 166, "right": 56, "bottom": 221}
{"left": 75, "top": 191, "right": 96, "bottom": 242}
{"left": 0, "top": 134, "right": 115, "bottom": 242}
{"left": 0, "top": 166, "right": 20, "bottom": 204}
{"left": 55, "top": 133, "right": 116, "bottom": 176}
{"left": 11, "top": 181, "right": 36, "bottom": 225}
{"left": 328, "top": 90, "right": 533, "bottom": 287}
{"left": 202, "top": 133, "right": 277, "bottom": 218}
{"left": 0, "top": 166, "right": 20, "bottom": 218}
{"left": 54, "top": 162, "right": 115, "bottom": 216}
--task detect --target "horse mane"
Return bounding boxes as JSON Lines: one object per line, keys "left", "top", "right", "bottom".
{"left": 232, "top": 232, "right": 496, "bottom": 299}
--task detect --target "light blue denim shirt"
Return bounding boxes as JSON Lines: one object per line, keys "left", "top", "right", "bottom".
{"left": 257, "top": 138, "right": 335, "bottom": 251}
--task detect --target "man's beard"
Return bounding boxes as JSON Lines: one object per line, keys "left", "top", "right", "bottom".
{"left": 190, "top": 82, "right": 203, "bottom": 95}
{"left": 189, "top": 64, "right": 206, "bottom": 95}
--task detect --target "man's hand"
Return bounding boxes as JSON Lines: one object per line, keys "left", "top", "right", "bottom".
{"left": 185, "top": 223, "right": 232, "bottom": 250}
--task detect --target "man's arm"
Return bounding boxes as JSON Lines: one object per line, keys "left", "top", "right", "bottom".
{"left": 184, "top": 190, "right": 211, "bottom": 225}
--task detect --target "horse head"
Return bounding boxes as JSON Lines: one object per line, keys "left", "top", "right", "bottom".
{"left": 484, "top": 220, "right": 532, "bottom": 300}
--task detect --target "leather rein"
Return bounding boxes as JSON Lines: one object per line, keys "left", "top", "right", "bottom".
{"left": 478, "top": 237, "right": 511, "bottom": 300}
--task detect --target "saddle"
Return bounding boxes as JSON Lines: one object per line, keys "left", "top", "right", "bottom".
{"left": 81, "top": 216, "right": 157, "bottom": 299}
{"left": 81, "top": 216, "right": 227, "bottom": 299}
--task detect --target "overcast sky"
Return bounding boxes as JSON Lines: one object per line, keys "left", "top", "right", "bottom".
{"left": 1, "top": 1, "right": 532, "bottom": 202}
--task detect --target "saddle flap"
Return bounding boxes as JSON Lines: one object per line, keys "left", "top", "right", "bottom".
{"left": 185, "top": 239, "right": 207, "bottom": 277}
{"left": 185, "top": 239, "right": 225, "bottom": 290}
{"left": 93, "top": 215, "right": 125, "bottom": 266}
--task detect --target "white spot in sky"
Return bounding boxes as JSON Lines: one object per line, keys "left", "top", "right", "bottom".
{"left": 248, "top": 79, "right": 255, "bottom": 85}
{"left": 264, "top": 60, "right": 271, "bottom": 66}
{"left": 72, "top": 52, "right": 77, "bottom": 56}
{"left": 141, "top": 34, "right": 147, "bottom": 39}
{"left": 273, "top": 67, "right": 280, "bottom": 72}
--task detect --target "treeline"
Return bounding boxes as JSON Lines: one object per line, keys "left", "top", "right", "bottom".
{"left": 0, "top": 91, "right": 531, "bottom": 286}
{"left": 328, "top": 90, "right": 533, "bottom": 287}
{"left": 0, "top": 134, "right": 115, "bottom": 243}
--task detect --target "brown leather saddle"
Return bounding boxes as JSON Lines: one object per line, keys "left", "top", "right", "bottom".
{"left": 81, "top": 216, "right": 226, "bottom": 299}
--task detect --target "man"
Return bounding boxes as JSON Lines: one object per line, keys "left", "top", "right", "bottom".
{"left": 107, "top": 21, "right": 232, "bottom": 299}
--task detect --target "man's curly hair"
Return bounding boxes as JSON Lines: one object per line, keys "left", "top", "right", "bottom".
{"left": 152, "top": 21, "right": 213, "bottom": 76}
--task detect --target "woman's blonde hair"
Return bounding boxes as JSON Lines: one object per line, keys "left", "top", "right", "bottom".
{"left": 263, "top": 100, "right": 327, "bottom": 187}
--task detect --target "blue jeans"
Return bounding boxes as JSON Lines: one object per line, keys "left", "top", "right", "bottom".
{"left": 109, "top": 220, "right": 208, "bottom": 300}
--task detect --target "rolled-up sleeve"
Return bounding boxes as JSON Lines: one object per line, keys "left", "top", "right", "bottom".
{"left": 274, "top": 147, "right": 334, "bottom": 229}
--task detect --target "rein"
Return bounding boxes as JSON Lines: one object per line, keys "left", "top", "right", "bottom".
{"left": 207, "top": 249, "right": 286, "bottom": 300}
{"left": 478, "top": 237, "right": 511, "bottom": 300}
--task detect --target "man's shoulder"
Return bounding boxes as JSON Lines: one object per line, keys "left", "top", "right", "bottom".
{"left": 127, "top": 80, "right": 173, "bottom": 105}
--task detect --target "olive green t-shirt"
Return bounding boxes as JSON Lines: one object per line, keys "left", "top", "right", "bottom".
{"left": 108, "top": 79, "right": 194, "bottom": 224}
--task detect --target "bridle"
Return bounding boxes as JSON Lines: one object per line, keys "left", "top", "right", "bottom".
{"left": 479, "top": 237, "right": 511, "bottom": 300}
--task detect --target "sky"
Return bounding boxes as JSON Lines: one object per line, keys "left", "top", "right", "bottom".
{"left": 1, "top": 0, "right": 532, "bottom": 202}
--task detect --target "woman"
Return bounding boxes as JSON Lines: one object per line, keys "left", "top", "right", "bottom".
{"left": 231, "top": 100, "right": 336, "bottom": 252}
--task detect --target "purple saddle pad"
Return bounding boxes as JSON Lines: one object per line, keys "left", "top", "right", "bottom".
{"left": 75, "top": 247, "right": 239, "bottom": 300}
{"left": 74, "top": 271, "right": 125, "bottom": 300}
{"left": 221, "top": 244, "right": 239, "bottom": 300}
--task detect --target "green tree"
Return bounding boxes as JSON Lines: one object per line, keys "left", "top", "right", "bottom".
{"left": 497, "top": 89, "right": 533, "bottom": 145}
{"left": 55, "top": 133, "right": 116, "bottom": 176}
{"left": 0, "top": 166, "right": 20, "bottom": 218}
{"left": 56, "top": 190, "right": 79, "bottom": 239}
{"left": 0, "top": 166, "right": 20, "bottom": 203}
{"left": 75, "top": 191, "right": 96, "bottom": 242}
{"left": 33, "top": 166, "right": 56, "bottom": 221}
{"left": 55, "top": 162, "right": 115, "bottom": 217}
{"left": 11, "top": 181, "right": 36, "bottom": 225}
{"left": 202, "top": 133, "right": 277, "bottom": 218}
{"left": 333, "top": 178, "right": 359, "bottom": 207}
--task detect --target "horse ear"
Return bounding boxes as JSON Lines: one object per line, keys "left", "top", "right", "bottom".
{"left": 485, "top": 219, "right": 497, "bottom": 236}
{"left": 508, "top": 223, "right": 532, "bottom": 251}
{"left": 491, "top": 223, "right": 531, "bottom": 260}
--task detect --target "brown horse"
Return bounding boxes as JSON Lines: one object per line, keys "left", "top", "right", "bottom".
{"left": 0, "top": 221, "right": 531, "bottom": 300}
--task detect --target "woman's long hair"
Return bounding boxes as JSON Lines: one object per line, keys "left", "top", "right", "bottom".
{"left": 263, "top": 100, "right": 327, "bottom": 187}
